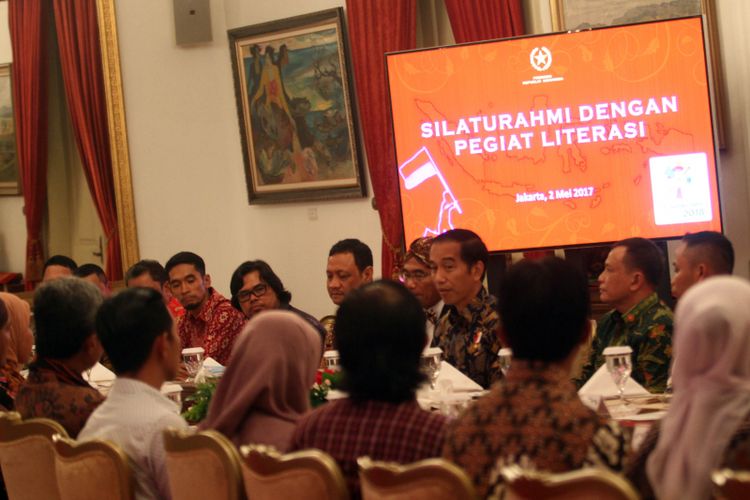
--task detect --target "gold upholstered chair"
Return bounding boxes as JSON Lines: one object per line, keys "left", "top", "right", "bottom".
{"left": 712, "top": 468, "right": 750, "bottom": 499}
{"left": 501, "top": 465, "right": 639, "bottom": 500}
{"left": 53, "top": 434, "right": 134, "bottom": 500}
{"left": 163, "top": 427, "right": 245, "bottom": 500}
{"left": 241, "top": 444, "right": 348, "bottom": 500}
{"left": 357, "top": 456, "right": 477, "bottom": 500}
{"left": 0, "top": 411, "right": 67, "bottom": 500}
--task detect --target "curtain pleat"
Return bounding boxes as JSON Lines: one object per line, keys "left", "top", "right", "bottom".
{"left": 444, "top": 0, "right": 525, "bottom": 43}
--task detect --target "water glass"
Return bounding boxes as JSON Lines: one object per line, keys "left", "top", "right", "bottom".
{"left": 498, "top": 347, "right": 513, "bottom": 376}
{"left": 323, "top": 350, "right": 341, "bottom": 371}
{"left": 182, "top": 347, "right": 205, "bottom": 382}
{"left": 421, "top": 347, "right": 443, "bottom": 390}
{"left": 604, "top": 346, "right": 632, "bottom": 401}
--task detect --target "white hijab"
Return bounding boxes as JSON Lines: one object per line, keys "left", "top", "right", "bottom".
{"left": 647, "top": 276, "right": 750, "bottom": 500}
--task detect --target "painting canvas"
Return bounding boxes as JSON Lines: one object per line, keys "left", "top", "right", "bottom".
{"left": 550, "top": 0, "right": 725, "bottom": 148}
{"left": 0, "top": 64, "right": 19, "bottom": 196}
{"left": 228, "top": 8, "right": 366, "bottom": 204}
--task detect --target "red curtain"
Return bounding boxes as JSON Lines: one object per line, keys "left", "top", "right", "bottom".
{"left": 444, "top": 0, "right": 525, "bottom": 43}
{"left": 8, "top": 0, "right": 49, "bottom": 290}
{"left": 53, "top": 0, "right": 122, "bottom": 280}
{"left": 346, "top": 0, "right": 417, "bottom": 279}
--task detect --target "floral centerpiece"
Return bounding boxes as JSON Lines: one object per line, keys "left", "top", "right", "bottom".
{"left": 182, "top": 381, "right": 217, "bottom": 424}
{"left": 310, "top": 369, "right": 342, "bottom": 408}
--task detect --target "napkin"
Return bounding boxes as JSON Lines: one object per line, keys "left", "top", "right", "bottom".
{"left": 439, "top": 361, "right": 483, "bottom": 393}
{"left": 578, "top": 364, "right": 649, "bottom": 410}
{"left": 83, "top": 362, "right": 116, "bottom": 382}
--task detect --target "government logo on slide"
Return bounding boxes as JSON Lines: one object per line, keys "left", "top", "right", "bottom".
{"left": 530, "top": 47, "right": 552, "bottom": 72}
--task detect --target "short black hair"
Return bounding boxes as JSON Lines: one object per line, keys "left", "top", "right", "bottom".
{"left": 43, "top": 255, "right": 78, "bottom": 273}
{"left": 328, "top": 239, "right": 373, "bottom": 273}
{"left": 614, "top": 237, "right": 664, "bottom": 287}
{"left": 125, "top": 259, "right": 168, "bottom": 286}
{"left": 74, "top": 263, "right": 107, "bottom": 283}
{"left": 499, "top": 257, "right": 590, "bottom": 362}
{"left": 95, "top": 287, "right": 173, "bottom": 374}
{"left": 229, "top": 260, "right": 291, "bottom": 311}
{"left": 335, "top": 280, "right": 426, "bottom": 403}
{"left": 683, "top": 231, "right": 734, "bottom": 274}
{"left": 34, "top": 278, "right": 102, "bottom": 359}
{"left": 432, "top": 229, "right": 488, "bottom": 279}
{"left": 165, "top": 251, "right": 206, "bottom": 276}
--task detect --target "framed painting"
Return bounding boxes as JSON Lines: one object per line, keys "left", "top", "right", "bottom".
{"left": 549, "top": 0, "right": 725, "bottom": 149}
{"left": 0, "top": 64, "right": 19, "bottom": 196}
{"left": 228, "top": 8, "right": 366, "bottom": 204}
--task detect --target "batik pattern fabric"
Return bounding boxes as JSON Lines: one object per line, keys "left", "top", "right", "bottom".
{"left": 178, "top": 288, "right": 246, "bottom": 366}
{"left": 15, "top": 358, "right": 104, "bottom": 437}
{"left": 431, "top": 287, "right": 502, "bottom": 389}
{"left": 443, "top": 360, "right": 627, "bottom": 499}
{"left": 577, "top": 292, "right": 673, "bottom": 392}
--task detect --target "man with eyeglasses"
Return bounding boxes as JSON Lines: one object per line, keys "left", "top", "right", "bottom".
{"left": 400, "top": 237, "right": 446, "bottom": 348}
{"left": 229, "top": 260, "right": 326, "bottom": 342}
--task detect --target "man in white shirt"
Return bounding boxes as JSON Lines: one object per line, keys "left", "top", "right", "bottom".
{"left": 79, "top": 287, "right": 186, "bottom": 500}
{"left": 400, "top": 237, "right": 445, "bottom": 347}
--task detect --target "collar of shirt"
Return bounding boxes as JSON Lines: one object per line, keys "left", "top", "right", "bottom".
{"left": 107, "top": 377, "right": 180, "bottom": 415}
{"left": 505, "top": 358, "right": 574, "bottom": 388}
{"left": 188, "top": 287, "right": 223, "bottom": 324}
{"left": 612, "top": 292, "right": 660, "bottom": 326}
{"left": 449, "top": 287, "right": 491, "bottom": 324}
{"left": 425, "top": 300, "right": 445, "bottom": 325}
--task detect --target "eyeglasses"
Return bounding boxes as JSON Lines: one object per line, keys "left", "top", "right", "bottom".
{"left": 399, "top": 269, "right": 430, "bottom": 282}
{"left": 236, "top": 283, "right": 268, "bottom": 303}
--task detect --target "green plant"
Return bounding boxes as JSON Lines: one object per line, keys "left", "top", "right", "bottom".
{"left": 182, "top": 381, "right": 217, "bottom": 424}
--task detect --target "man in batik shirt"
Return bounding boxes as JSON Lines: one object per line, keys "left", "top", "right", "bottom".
{"left": 444, "top": 258, "right": 627, "bottom": 498}
{"left": 430, "top": 229, "right": 502, "bottom": 389}
{"left": 400, "top": 237, "right": 446, "bottom": 347}
{"left": 165, "top": 252, "right": 246, "bottom": 366}
{"left": 576, "top": 237, "right": 673, "bottom": 392}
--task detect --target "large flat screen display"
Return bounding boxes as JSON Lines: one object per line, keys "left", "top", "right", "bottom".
{"left": 386, "top": 17, "right": 722, "bottom": 252}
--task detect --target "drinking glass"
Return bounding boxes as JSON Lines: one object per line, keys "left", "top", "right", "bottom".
{"left": 182, "top": 347, "right": 205, "bottom": 382}
{"left": 421, "top": 348, "right": 442, "bottom": 390}
{"left": 323, "top": 350, "right": 341, "bottom": 371}
{"left": 604, "top": 346, "right": 632, "bottom": 401}
{"left": 498, "top": 347, "right": 513, "bottom": 376}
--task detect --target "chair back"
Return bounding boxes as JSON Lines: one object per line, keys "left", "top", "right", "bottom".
{"left": 712, "top": 468, "right": 750, "bottom": 500}
{"left": 0, "top": 411, "right": 67, "bottom": 500}
{"left": 241, "top": 444, "right": 348, "bottom": 500}
{"left": 163, "top": 427, "right": 244, "bottom": 500}
{"left": 501, "top": 465, "right": 639, "bottom": 500}
{"left": 53, "top": 435, "right": 134, "bottom": 500}
{"left": 358, "top": 456, "right": 476, "bottom": 500}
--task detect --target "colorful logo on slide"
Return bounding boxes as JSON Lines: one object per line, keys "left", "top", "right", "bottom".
{"left": 649, "top": 153, "right": 712, "bottom": 225}
{"left": 399, "top": 147, "right": 462, "bottom": 237}
{"left": 530, "top": 47, "right": 552, "bottom": 72}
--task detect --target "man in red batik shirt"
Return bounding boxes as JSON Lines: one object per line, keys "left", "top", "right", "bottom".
{"left": 165, "top": 252, "right": 245, "bottom": 366}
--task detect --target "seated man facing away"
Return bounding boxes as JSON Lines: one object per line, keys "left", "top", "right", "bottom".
{"left": 74, "top": 263, "right": 112, "bottom": 298}
{"left": 229, "top": 260, "right": 325, "bottom": 340}
{"left": 400, "top": 237, "right": 445, "bottom": 347}
{"left": 292, "top": 280, "right": 447, "bottom": 499}
{"left": 16, "top": 278, "right": 104, "bottom": 437}
{"left": 576, "top": 238, "right": 673, "bottom": 393}
{"left": 79, "top": 287, "right": 187, "bottom": 500}
{"left": 165, "top": 251, "right": 245, "bottom": 365}
{"left": 443, "top": 257, "right": 627, "bottom": 498}
{"left": 126, "top": 259, "right": 184, "bottom": 318}
{"left": 430, "top": 229, "right": 502, "bottom": 389}
{"left": 41, "top": 254, "right": 77, "bottom": 282}
{"left": 671, "top": 230, "right": 734, "bottom": 300}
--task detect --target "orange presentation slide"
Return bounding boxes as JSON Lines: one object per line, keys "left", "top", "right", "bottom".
{"left": 386, "top": 17, "right": 722, "bottom": 252}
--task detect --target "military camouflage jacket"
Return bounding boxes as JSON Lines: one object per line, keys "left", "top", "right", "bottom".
{"left": 432, "top": 287, "right": 502, "bottom": 389}
{"left": 577, "top": 292, "right": 673, "bottom": 393}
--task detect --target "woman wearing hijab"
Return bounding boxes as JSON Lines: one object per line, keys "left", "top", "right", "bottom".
{"left": 0, "top": 293, "right": 33, "bottom": 403}
{"left": 201, "top": 310, "right": 321, "bottom": 451}
{"left": 626, "top": 276, "right": 750, "bottom": 500}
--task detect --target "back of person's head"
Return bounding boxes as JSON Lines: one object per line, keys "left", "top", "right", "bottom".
{"left": 683, "top": 231, "right": 734, "bottom": 275}
{"left": 328, "top": 239, "right": 373, "bottom": 272}
{"left": 229, "top": 260, "right": 292, "bottom": 310}
{"left": 335, "top": 280, "right": 426, "bottom": 403}
{"left": 74, "top": 263, "right": 107, "bottom": 282}
{"left": 43, "top": 255, "right": 78, "bottom": 273}
{"left": 125, "top": 259, "right": 168, "bottom": 286}
{"left": 165, "top": 251, "right": 206, "bottom": 276}
{"left": 498, "top": 257, "right": 590, "bottom": 362}
{"left": 433, "top": 229, "right": 488, "bottom": 278}
{"left": 34, "top": 278, "right": 102, "bottom": 359}
{"left": 614, "top": 237, "right": 664, "bottom": 287}
{"left": 96, "top": 287, "right": 173, "bottom": 374}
